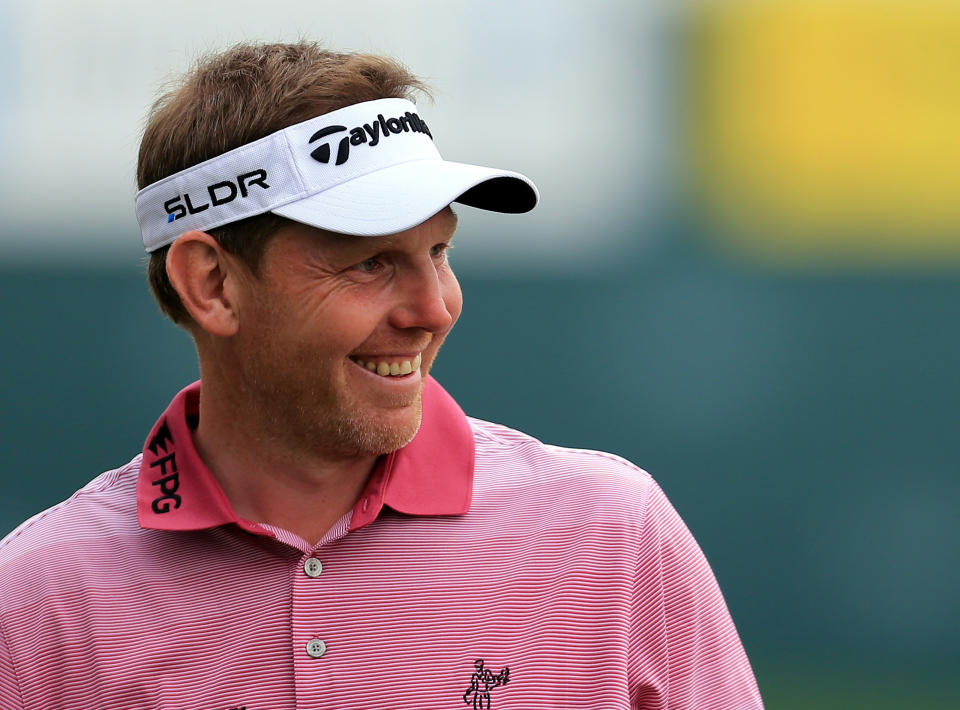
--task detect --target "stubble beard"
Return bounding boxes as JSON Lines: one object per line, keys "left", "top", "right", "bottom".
{"left": 330, "top": 390, "right": 423, "bottom": 458}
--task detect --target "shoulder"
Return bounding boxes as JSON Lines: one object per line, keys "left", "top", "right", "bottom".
{"left": 467, "top": 416, "right": 657, "bottom": 530}
{"left": 469, "top": 415, "right": 654, "bottom": 488}
{"left": 0, "top": 454, "right": 142, "bottom": 567}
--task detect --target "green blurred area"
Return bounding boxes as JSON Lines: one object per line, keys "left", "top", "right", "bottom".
{"left": 2, "top": 226, "right": 957, "bottom": 706}
{"left": 758, "top": 658, "right": 956, "bottom": 709}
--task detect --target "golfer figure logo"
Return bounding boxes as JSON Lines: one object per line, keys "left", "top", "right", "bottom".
{"left": 462, "top": 659, "right": 510, "bottom": 709}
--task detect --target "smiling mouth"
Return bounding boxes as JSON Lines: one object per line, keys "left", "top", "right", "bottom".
{"left": 350, "top": 353, "right": 422, "bottom": 377}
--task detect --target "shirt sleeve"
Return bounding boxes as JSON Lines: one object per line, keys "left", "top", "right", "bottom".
{"left": 0, "top": 618, "right": 25, "bottom": 710}
{"left": 630, "top": 480, "right": 764, "bottom": 710}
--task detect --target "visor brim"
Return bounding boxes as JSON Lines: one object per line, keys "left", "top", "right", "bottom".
{"left": 271, "top": 159, "right": 538, "bottom": 237}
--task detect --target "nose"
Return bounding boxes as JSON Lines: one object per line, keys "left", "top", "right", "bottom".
{"left": 389, "top": 262, "right": 460, "bottom": 334}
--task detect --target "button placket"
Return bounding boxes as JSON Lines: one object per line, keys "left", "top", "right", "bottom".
{"left": 291, "top": 550, "right": 336, "bottom": 705}
{"left": 295, "top": 553, "right": 329, "bottom": 675}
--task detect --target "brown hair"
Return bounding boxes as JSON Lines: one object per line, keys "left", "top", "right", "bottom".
{"left": 138, "top": 41, "right": 428, "bottom": 325}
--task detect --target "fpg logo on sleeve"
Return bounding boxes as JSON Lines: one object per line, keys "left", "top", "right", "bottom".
{"left": 309, "top": 109, "right": 432, "bottom": 166}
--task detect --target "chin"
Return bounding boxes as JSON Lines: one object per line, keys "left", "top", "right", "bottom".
{"left": 332, "top": 399, "right": 424, "bottom": 457}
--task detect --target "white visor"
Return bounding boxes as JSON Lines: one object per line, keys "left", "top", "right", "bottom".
{"left": 135, "top": 98, "right": 538, "bottom": 252}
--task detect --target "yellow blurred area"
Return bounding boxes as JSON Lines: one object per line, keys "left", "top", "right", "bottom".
{"left": 689, "top": 0, "right": 960, "bottom": 264}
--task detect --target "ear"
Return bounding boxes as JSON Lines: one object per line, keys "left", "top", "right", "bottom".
{"left": 166, "top": 231, "right": 243, "bottom": 337}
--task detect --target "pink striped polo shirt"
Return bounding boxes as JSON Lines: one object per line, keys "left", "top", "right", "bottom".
{"left": 0, "top": 378, "right": 763, "bottom": 709}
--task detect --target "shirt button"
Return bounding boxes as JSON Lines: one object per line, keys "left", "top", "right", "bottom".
{"left": 303, "top": 557, "right": 323, "bottom": 577}
{"left": 306, "top": 638, "right": 327, "bottom": 658}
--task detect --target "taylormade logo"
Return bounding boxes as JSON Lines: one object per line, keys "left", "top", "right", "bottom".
{"left": 309, "top": 110, "right": 432, "bottom": 166}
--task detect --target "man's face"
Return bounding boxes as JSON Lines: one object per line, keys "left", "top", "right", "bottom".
{"left": 228, "top": 207, "right": 462, "bottom": 459}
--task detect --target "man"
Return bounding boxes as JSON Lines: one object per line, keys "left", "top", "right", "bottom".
{"left": 0, "top": 42, "right": 763, "bottom": 709}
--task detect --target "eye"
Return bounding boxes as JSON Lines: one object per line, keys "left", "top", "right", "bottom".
{"left": 352, "top": 257, "right": 382, "bottom": 273}
{"left": 430, "top": 242, "right": 452, "bottom": 260}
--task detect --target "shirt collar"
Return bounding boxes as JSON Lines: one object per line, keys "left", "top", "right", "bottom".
{"left": 137, "top": 377, "right": 474, "bottom": 535}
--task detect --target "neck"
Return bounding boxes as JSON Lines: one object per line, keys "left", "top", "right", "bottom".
{"left": 192, "top": 367, "right": 378, "bottom": 547}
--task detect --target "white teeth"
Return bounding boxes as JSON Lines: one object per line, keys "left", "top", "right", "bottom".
{"left": 353, "top": 354, "right": 423, "bottom": 378}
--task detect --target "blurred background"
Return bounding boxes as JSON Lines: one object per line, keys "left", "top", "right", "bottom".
{"left": 2, "top": 0, "right": 958, "bottom": 707}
